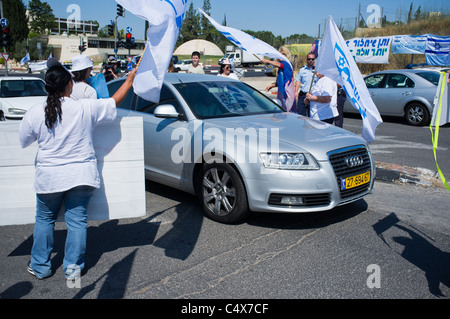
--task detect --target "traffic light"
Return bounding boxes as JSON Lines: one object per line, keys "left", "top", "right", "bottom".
{"left": 117, "top": 4, "right": 124, "bottom": 17}
{"left": 79, "top": 41, "right": 86, "bottom": 53}
{"left": 108, "top": 23, "right": 114, "bottom": 37}
{"left": 1, "top": 26, "right": 12, "bottom": 48}
{"left": 116, "top": 39, "right": 125, "bottom": 48}
{"left": 125, "top": 32, "right": 132, "bottom": 48}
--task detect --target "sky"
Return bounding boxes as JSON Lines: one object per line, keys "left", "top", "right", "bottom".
{"left": 22, "top": 0, "right": 449, "bottom": 41}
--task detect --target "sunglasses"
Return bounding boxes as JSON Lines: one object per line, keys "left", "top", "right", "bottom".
{"left": 307, "top": 58, "right": 315, "bottom": 61}
{"left": 224, "top": 66, "right": 231, "bottom": 69}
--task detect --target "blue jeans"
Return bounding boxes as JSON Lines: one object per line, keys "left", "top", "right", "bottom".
{"left": 30, "top": 186, "right": 95, "bottom": 279}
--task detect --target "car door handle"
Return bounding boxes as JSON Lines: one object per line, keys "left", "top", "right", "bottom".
{"left": 402, "top": 92, "right": 412, "bottom": 96}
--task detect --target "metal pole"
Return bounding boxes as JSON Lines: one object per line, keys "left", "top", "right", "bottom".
{"left": 0, "top": 0, "right": 7, "bottom": 76}
{"left": 114, "top": 16, "right": 118, "bottom": 60}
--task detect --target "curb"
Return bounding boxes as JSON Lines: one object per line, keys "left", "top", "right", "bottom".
{"left": 375, "top": 161, "right": 440, "bottom": 187}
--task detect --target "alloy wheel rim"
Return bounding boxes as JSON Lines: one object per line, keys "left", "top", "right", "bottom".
{"left": 408, "top": 106, "right": 424, "bottom": 123}
{"left": 202, "top": 168, "right": 236, "bottom": 216}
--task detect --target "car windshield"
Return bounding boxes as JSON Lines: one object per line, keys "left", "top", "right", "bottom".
{"left": 415, "top": 71, "right": 440, "bottom": 86}
{"left": 1, "top": 79, "right": 47, "bottom": 98}
{"left": 173, "top": 81, "right": 283, "bottom": 119}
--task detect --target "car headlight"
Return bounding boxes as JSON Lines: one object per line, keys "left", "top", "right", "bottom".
{"left": 8, "top": 108, "right": 27, "bottom": 115}
{"left": 260, "top": 153, "right": 319, "bottom": 170}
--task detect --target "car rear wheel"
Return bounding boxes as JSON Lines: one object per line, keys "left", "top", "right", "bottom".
{"left": 197, "top": 163, "right": 249, "bottom": 224}
{"left": 405, "top": 103, "right": 430, "bottom": 126}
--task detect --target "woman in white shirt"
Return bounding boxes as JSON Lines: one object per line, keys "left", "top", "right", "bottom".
{"left": 217, "top": 59, "right": 239, "bottom": 80}
{"left": 19, "top": 58, "right": 136, "bottom": 280}
{"left": 70, "top": 54, "right": 97, "bottom": 100}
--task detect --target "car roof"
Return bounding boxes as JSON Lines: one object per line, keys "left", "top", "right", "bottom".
{"left": 370, "top": 69, "right": 439, "bottom": 74}
{"left": 165, "top": 73, "right": 236, "bottom": 84}
{"left": 0, "top": 76, "right": 44, "bottom": 81}
{"left": 109, "top": 73, "right": 236, "bottom": 86}
{"left": 367, "top": 69, "right": 442, "bottom": 76}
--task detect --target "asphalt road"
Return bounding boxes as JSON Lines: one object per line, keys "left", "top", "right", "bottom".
{"left": 0, "top": 70, "right": 449, "bottom": 305}
{"left": 1, "top": 179, "right": 449, "bottom": 302}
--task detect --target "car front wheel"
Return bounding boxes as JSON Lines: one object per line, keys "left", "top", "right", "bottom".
{"left": 405, "top": 103, "right": 430, "bottom": 126}
{"left": 197, "top": 163, "right": 249, "bottom": 224}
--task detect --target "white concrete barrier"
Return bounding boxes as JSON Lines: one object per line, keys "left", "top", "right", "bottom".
{"left": 0, "top": 117, "right": 146, "bottom": 226}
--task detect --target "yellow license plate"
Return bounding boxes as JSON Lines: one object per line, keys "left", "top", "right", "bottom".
{"left": 341, "top": 171, "right": 370, "bottom": 190}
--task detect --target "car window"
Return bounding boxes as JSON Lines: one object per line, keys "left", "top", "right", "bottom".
{"left": 107, "top": 80, "right": 134, "bottom": 109}
{"left": 135, "top": 85, "right": 181, "bottom": 114}
{"left": 1, "top": 79, "right": 47, "bottom": 98}
{"left": 415, "top": 71, "right": 440, "bottom": 86}
{"left": 384, "top": 74, "right": 414, "bottom": 88}
{"left": 173, "top": 81, "right": 283, "bottom": 119}
{"left": 364, "top": 74, "right": 385, "bottom": 88}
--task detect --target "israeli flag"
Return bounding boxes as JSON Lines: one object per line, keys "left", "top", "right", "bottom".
{"left": 425, "top": 35, "right": 450, "bottom": 66}
{"left": 199, "top": 9, "right": 291, "bottom": 67}
{"left": 116, "top": 0, "right": 187, "bottom": 102}
{"left": 20, "top": 53, "right": 30, "bottom": 65}
{"left": 316, "top": 16, "right": 382, "bottom": 143}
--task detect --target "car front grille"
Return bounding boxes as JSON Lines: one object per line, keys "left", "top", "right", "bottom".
{"left": 328, "top": 146, "right": 372, "bottom": 199}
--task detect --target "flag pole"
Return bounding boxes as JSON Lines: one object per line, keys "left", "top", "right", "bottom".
{"left": 135, "top": 44, "right": 147, "bottom": 71}
{"left": 308, "top": 71, "right": 316, "bottom": 93}
{"left": 304, "top": 71, "right": 316, "bottom": 117}
{"left": 253, "top": 54, "right": 262, "bottom": 61}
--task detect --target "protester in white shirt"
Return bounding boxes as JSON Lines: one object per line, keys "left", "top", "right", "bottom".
{"left": 305, "top": 72, "right": 338, "bottom": 124}
{"left": 70, "top": 54, "right": 97, "bottom": 100}
{"left": 217, "top": 58, "right": 239, "bottom": 80}
{"left": 19, "top": 58, "right": 136, "bottom": 281}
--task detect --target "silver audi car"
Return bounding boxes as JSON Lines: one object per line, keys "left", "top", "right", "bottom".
{"left": 108, "top": 73, "right": 375, "bottom": 224}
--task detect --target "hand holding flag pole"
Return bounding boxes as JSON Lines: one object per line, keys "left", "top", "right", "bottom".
{"left": 115, "top": 0, "right": 186, "bottom": 103}
{"left": 315, "top": 16, "right": 382, "bottom": 143}
{"left": 303, "top": 71, "right": 316, "bottom": 116}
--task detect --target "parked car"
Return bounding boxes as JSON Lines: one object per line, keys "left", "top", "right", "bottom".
{"left": 108, "top": 74, "right": 375, "bottom": 223}
{"left": 0, "top": 77, "right": 47, "bottom": 121}
{"left": 343, "top": 69, "right": 440, "bottom": 126}
{"left": 174, "top": 59, "right": 204, "bottom": 72}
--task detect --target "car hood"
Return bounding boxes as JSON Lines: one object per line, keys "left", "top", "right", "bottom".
{"left": 1, "top": 96, "right": 46, "bottom": 111}
{"left": 203, "top": 113, "right": 368, "bottom": 161}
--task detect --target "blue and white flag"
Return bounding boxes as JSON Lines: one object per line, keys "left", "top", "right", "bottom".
{"left": 116, "top": 0, "right": 186, "bottom": 102}
{"left": 425, "top": 35, "right": 450, "bottom": 66}
{"left": 199, "top": 9, "right": 291, "bottom": 67}
{"left": 392, "top": 35, "right": 426, "bottom": 54}
{"left": 20, "top": 53, "right": 30, "bottom": 65}
{"left": 316, "top": 16, "right": 382, "bottom": 143}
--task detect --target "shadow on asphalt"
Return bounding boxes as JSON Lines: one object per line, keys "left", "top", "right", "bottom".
{"left": 3, "top": 180, "right": 448, "bottom": 298}
{"left": 373, "top": 213, "right": 450, "bottom": 297}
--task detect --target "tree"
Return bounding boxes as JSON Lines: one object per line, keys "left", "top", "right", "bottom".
{"left": 177, "top": 2, "right": 201, "bottom": 45}
{"left": 414, "top": 6, "right": 423, "bottom": 20}
{"left": 13, "top": 37, "right": 52, "bottom": 61}
{"left": 28, "top": 0, "right": 56, "bottom": 34}
{"left": 243, "top": 30, "right": 284, "bottom": 49}
{"left": 3, "top": 0, "right": 29, "bottom": 52}
{"left": 200, "top": 0, "right": 214, "bottom": 41}
{"left": 285, "top": 33, "right": 314, "bottom": 45}
{"left": 407, "top": 2, "right": 413, "bottom": 23}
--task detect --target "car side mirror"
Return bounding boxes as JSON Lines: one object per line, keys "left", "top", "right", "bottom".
{"left": 154, "top": 104, "right": 180, "bottom": 119}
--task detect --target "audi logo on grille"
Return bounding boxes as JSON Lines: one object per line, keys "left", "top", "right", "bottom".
{"left": 345, "top": 156, "right": 363, "bottom": 168}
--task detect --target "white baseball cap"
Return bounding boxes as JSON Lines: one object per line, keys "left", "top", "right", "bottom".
{"left": 71, "top": 54, "right": 94, "bottom": 72}
{"left": 221, "top": 58, "right": 231, "bottom": 65}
